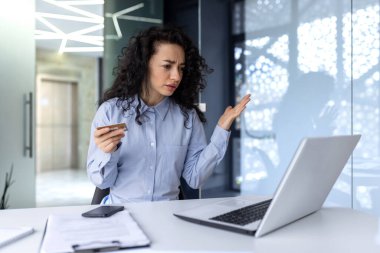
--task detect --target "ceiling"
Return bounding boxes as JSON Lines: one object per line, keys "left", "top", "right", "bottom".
{"left": 35, "top": 0, "right": 163, "bottom": 58}
{"left": 35, "top": 0, "right": 104, "bottom": 58}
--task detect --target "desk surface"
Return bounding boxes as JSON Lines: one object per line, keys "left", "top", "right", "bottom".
{"left": 1, "top": 197, "right": 380, "bottom": 253}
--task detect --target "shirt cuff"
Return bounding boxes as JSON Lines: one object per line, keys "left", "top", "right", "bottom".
{"left": 210, "top": 125, "right": 231, "bottom": 148}
{"left": 95, "top": 144, "right": 122, "bottom": 173}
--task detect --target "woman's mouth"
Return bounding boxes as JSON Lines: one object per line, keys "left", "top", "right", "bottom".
{"left": 165, "top": 84, "right": 177, "bottom": 91}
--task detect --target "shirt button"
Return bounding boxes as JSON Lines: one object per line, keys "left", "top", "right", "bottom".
{"left": 147, "top": 190, "right": 151, "bottom": 194}
{"left": 149, "top": 166, "right": 153, "bottom": 170}
{"left": 150, "top": 142, "right": 154, "bottom": 147}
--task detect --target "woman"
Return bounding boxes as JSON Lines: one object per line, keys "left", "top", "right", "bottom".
{"left": 87, "top": 26, "right": 250, "bottom": 204}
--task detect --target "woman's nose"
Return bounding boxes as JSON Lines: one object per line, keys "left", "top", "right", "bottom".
{"left": 170, "top": 68, "right": 181, "bottom": 81}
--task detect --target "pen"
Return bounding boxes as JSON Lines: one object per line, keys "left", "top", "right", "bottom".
{"left": 72, "top": 240, "right": 121, "bottom": 253}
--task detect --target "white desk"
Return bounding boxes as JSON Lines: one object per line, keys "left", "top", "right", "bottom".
{"left": 1, "top": 197, "right": 380, "bottom": 253}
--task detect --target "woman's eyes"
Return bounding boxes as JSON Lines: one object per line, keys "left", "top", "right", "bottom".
{"left": 162, "top": 65, "right": 185, "bottom": 72}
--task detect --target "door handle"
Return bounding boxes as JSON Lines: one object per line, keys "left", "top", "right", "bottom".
{"left": 24, "top": 92, "right": 33, "bottom": 158}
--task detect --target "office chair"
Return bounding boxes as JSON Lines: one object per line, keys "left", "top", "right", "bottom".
{"left": 91, "top": 176, "right": 199, "bottom": 204}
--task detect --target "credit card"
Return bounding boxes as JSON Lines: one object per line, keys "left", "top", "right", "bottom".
{"left": 96, "top": 123, "right": 127, "bottom": 131}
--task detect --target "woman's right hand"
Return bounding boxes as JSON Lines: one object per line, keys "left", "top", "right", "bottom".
{"left": 94, "top": 127, "right": 125, "bottom": 153}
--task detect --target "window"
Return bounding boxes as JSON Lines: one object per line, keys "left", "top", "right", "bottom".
{"left": 232, "top": 0, "right": 380, "bottom": 216}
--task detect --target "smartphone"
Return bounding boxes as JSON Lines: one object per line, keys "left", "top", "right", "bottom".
{"left": 96, "top": 123, "right": 127, "bottom": 131}
{"left": 81, "top": 205, "right": 124, "bottom": 218}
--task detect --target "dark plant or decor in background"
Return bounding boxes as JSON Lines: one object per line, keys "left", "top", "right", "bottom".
{"left": 1, "top": 164, "right": 15, "bottom": 209}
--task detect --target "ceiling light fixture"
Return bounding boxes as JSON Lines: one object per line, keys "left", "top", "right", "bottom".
{"left": 105, "top": 3, "right": 162, "bottom": 40}
{"left": 35, "top": 1, "right": 162, "bottom": 55}
{"left": 57, "top": 1, "right": 104, "bottom": 5}
{"left": 36, "top": 0, "right": 104, "bottom": 54}
{"left": 36, "top": 12, "right": 101, "bottom": 23}
{"left": 42, "top": 0, "right": 103, "bottom": 21}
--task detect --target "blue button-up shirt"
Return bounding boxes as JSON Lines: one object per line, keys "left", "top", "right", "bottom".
{"left": 87, "top": 96, "right": 230, "bottom": 203}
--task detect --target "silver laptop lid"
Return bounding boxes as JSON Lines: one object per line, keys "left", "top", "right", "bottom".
{"left": 255, "top": 135, "right": 361, "bottom": 237}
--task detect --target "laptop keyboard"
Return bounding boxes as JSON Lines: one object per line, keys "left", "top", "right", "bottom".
{"left": 210, "top": 199, "right": 272, "bottom": 226}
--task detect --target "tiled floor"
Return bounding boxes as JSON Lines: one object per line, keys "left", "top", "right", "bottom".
{"left": 36, "top": 169, "right": 94, "bottom": 207}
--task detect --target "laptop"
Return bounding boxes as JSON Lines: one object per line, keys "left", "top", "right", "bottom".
{"left": 174, "top": 135, "right": 361, "bottom": 237}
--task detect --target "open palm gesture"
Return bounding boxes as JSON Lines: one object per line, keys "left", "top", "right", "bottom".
{"left": 218, "top": 94, "right": 251, "bottom": 130}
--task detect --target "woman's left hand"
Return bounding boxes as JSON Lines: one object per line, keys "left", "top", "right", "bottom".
{"left": 218, "top": 94, "right": 251, "bottom": 131}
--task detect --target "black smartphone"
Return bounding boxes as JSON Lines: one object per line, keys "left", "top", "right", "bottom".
{"left": 81, "top": 205, "right": 124, "bottom": 218}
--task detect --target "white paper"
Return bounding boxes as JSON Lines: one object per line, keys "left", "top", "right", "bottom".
{"left": 40, "top": 210, "right": 150, "bottom": 253}
{"left": 0, "top": 227, "right": 34, "bottom": 248}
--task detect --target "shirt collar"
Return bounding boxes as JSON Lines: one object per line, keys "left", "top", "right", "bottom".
{"left": 131, "top": 95, "right": 170, "bottom": 121}
{"left": 154, "top": 97, "right": 170, "bottom": 121}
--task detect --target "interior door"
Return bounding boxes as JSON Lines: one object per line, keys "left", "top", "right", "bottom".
{"left": 36, "top": 78, "right": 79, "bottom": 172}
{"left": 0, "top": 0, "right": 36, "bottom": 208}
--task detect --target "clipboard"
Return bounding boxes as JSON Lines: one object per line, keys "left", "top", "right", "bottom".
{"left": 39, "top": 210, "right": 150, "bottom": 253}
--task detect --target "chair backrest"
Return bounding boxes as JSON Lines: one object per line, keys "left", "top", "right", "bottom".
{"left": 91, "top": 187, "right": 110, "bottom": 205}
{"left": 91, "top": 177, "right": 199, "bottom": 204}
{"left": 179, "top": 176, "right": 199, "bottom": 199}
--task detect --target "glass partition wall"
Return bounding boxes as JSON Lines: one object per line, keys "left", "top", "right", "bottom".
{"left": 233, "top": 0, "right": 380, "bottom": 216}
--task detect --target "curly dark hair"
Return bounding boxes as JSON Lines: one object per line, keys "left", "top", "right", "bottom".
{"left": 101, "top": 26, "right": 212, "bottom": 126}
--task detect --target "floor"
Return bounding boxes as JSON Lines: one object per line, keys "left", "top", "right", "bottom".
{"left": 36, "top": 169, "right": 94, "bottom": 207}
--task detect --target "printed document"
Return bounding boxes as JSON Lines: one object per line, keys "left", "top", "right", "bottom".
{"left": 40, "top": 210, "right": 150, "bottom": 253}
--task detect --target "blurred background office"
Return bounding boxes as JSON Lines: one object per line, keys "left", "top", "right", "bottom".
{"left": 0, "top": 0, "right": 379, "bottom": 217}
